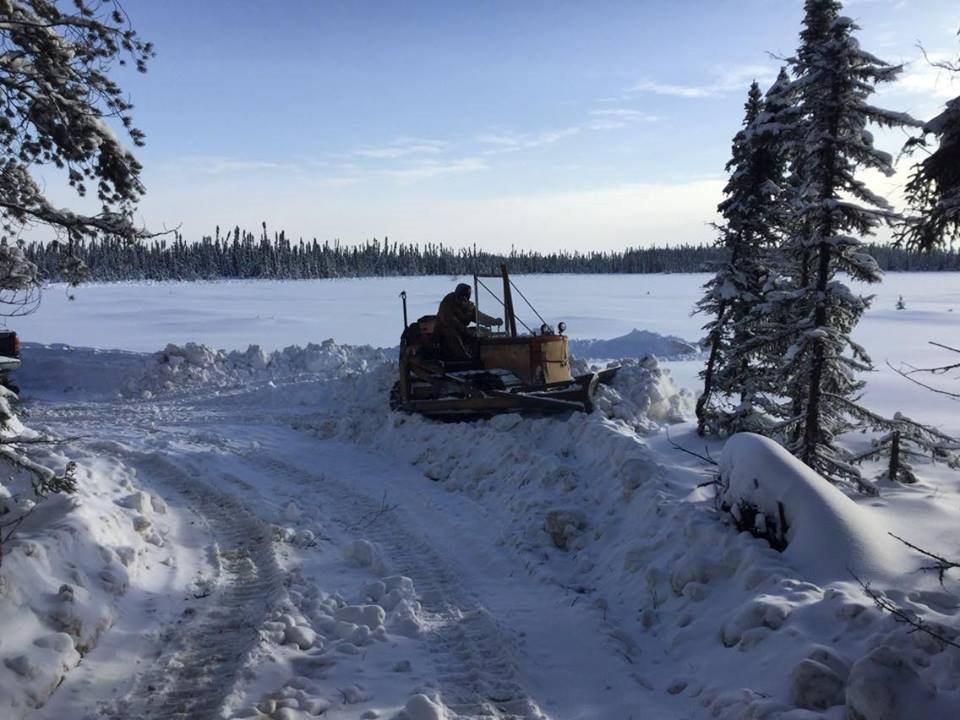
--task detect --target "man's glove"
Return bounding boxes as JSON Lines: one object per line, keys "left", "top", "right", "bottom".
{"left": 494, "top": 318, "right": 503, "bottom": 327}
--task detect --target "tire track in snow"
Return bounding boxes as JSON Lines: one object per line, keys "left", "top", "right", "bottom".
{"left": 100, "top": 452, "right": 283, "bottom": 720}
{"left": 246, "top": 453, "right": 549, "bottom": 720}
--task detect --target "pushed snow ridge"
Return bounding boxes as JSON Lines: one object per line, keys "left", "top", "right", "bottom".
{"left": 569, "top": 328, "right": 700, "bottom": 360}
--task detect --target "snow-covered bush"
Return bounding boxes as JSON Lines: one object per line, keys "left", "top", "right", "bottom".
{"left": 717, "top": 433, "right": 913, "bottom": 583}
{"left": 0, "top": 387, "right": 77, "bottom": 568}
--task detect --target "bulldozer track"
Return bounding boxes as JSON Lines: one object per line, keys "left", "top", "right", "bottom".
{"left": 99, "top": 453, "right": 283, "bottom": 720}
{"left": 247, "top": 454, "right": 548, "bottom": 720}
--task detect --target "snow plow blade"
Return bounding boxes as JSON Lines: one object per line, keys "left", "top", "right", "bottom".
{"left": 393, "top": 368, "right": 620, "bottom": 419}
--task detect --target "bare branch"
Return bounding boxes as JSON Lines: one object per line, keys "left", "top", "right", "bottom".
{"left": 665, "top": 427, "right": 719, "bottom": 466}
{"left": 889, "top": 532, "right": 960, "bottom": 585}
{"left": 852, "top": 570, "right": 960, "bottom": 650}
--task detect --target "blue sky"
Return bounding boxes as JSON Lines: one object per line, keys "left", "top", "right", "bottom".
{"left": 65, "top": 0, "right": 960, "bottom": 251}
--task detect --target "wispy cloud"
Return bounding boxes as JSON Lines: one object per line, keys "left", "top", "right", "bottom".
{"left": 630, "top": 63, "right": 779, "bottom": 99}
{"left": 354, "top": 137, "right": 449, "bottom": 160}
{"left": 174, "top": 155, "right": 291, "bottom": 175}
{"left": 587, "top": 107, "right": 661, "bottom": 129}
{"left": 476, "top": 127, "right": 582, "bottom": 153}
{"left": 895, "top": 55, "right": 960, "bottom": 99}
{"left": 384, "top": 156, "right": 489, "bottom": 182}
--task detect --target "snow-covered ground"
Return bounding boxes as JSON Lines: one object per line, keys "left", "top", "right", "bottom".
{"left": 1, "top": 273, "right": 959, "bottom": 719}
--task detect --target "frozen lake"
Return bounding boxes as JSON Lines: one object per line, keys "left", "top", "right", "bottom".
{"left": 15, "top": 272, "right": 960, "bottom": 432}
{"left": 18, "top": 272, "right": 960, "bottom": 350}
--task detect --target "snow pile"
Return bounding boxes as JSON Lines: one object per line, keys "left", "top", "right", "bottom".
{"left": 16, "top": 344, "right": 146, "bottom": 401}
{"left": 592, "top": 356, "right": 693, "bottom": 432}
{"left": 718, "top": 433, "right": 915, "bottom": 584}
{"left": 125, "top": 339, "right": 387, "bottom": 398}
{"left": 0, "top": 443, "right": 170, "bottom": 715}
{"left": 294, "top": 368, "right": 960, "bottom": 719}
{"left": 233, "top": 562, "right": 428, "bottom": 720}
{"left": 569, "top": 328, "right": 700, "bottom": 360}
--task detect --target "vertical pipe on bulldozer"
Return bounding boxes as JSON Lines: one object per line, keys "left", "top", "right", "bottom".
{"left": 400, "top": 290, "right": 408, "bottom": 329}
{"left": 501, "top": 263, "right": 518, "bottom": 337}
{"left": 473, "top": 274, "right": 480, "bottom": 331}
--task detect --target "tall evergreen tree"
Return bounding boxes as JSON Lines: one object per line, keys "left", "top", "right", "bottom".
{"left": 695, "top": 77, "right": 791, "bottom": 435}
{"left": 771, "top": 1, "right": 918, "bottom": 489}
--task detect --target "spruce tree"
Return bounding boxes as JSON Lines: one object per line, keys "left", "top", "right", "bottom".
{"left": 695, "top": 78, "right": 791, "bottom": 435}
{"left": 773, "top": 1, "right": 918, "bottom": 490}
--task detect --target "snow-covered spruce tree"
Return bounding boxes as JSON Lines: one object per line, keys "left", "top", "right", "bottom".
{"left": 773, "top": 1, "right": 918, "bottom": 491}
{"left": 0, "top": 0, "right": 154, "bottom": 289}
{"left": 853, "top": 411, "right": 960, "bottom": 485}
{"left": 897, "top": 38, "right": 960, "bottom": 251}
{"left": 695, "top": 78, "right": 791, "bottom": 436}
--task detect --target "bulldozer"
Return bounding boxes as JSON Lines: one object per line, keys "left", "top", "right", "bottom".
{"left": 390, "top": 265, "right": 618, "bottom": 417}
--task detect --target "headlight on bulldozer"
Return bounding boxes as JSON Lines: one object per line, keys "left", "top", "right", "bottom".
{"left": 558, "top": 321, "right": 566, "bottom": 334}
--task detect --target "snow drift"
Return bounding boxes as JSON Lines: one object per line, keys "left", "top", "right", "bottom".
{"left": 569, "top": 328, "right": 700, "bottom": 360}
{"left": 719, "top": 433, "right": 915, "bottom": 584}
{"left": 125, "top": 339, "right": 387, "bottom": 398}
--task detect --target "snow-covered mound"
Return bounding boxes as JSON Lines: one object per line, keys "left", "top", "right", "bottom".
{"left": 125, "top": 340, "right": 387, "bottom": 398}
{"left": 288, "top": 364, "right": 959, "bottom": 719}
{"left": 17, "top": 344, "right": 147, "bottom": 401}
{"left": 569, "top": 329, "right": 700, "bottom": 360}
{"left": 592, "top": 356, "right": 693, "bottom": 432}
{"left": 719, "top": 434, "right": 916, "bottom": 584}
{"left": 0, "top": 417, "right": 171, "bottom": 713}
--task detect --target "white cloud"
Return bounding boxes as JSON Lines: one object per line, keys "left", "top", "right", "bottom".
{"left": 131, "top": 175, "right": 724, "bottom": 252}
{"left": 587, "top": 107, "right": 661, "bottom": 129}
{"left": 630, "top": 79, "right": 720, "bottom": 98}
{"left": 354, "top": 138, "right": 449, "bottom": 160}
{"left": 895, "top": 59, "right": 960, "bottom": 100}
{"left": 170, "top": 155, "right": 290, "bottom": 175}
{"left": 630, "top": 63, "right": 779, "bottom": 99}
{"left": 477, "top": 127, "right": 582, "bottom": 153}
{"left": 384, "top": 156, "right": 489, "bottom": 182}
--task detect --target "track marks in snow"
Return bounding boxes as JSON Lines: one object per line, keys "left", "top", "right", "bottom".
{"left": 102, "top": 454, "right": 283, "bottom": 720}
{"left": 247, "top": 454, "right": 548, "bottom": 720}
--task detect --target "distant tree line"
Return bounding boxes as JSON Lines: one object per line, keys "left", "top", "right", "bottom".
{"left": 20, "top": 225, "right": 960, "bottom": 282}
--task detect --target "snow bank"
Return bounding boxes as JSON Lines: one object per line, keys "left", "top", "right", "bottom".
{"left": 0, "top": 441, "right": 170, "bottom": 715}
{"left": 569, "top": 328, "right": 700, "bottom": 360}
{"left": 291, "top": 365, "right": 959, "bottom": 719}
{"left": 125, "top": 340, "right": 387, "bottom": 398}
{"left": 718, "top": 433, "right": 915, "bottom": 584}
{"left": 16, "top": 344, "right": 146, "bottom": 401}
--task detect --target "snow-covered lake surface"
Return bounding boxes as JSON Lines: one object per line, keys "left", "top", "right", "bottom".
{"left": 3, "top": 273, "right": 960, "bottom": 719}
{"left": 20, "top": 273, "right": 960, "bottom": 352}
{"left": 18, "top": 272, "right": 960, "bottom": 431}
{"left": 21, "top": 273, "right": 710, "bottom": 350}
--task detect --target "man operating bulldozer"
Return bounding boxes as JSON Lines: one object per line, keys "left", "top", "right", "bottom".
{"left": 435, "top": 283, "right": 502, "bottom": 360}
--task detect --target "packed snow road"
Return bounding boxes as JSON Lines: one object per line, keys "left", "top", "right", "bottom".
{"left": 23, "top": 366, "right": 685, "bottom": 720}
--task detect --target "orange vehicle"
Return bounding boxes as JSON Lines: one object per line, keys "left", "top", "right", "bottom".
{"left": 390, "top": 265, "right": 618, "bottom": 417}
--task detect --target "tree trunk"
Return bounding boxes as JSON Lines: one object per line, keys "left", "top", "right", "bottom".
{"left": 888, "top": 431, "right": 901, "bottom": 481}
{"left": 696, "top": 300, "right": 727, "bottom": 435}
{"left": 802, "top": 241, "right": 831, "bottom": 462}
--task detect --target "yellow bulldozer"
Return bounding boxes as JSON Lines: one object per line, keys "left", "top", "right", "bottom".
{"left": 390, "top": 265, "right": 618, "bottom": 417}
